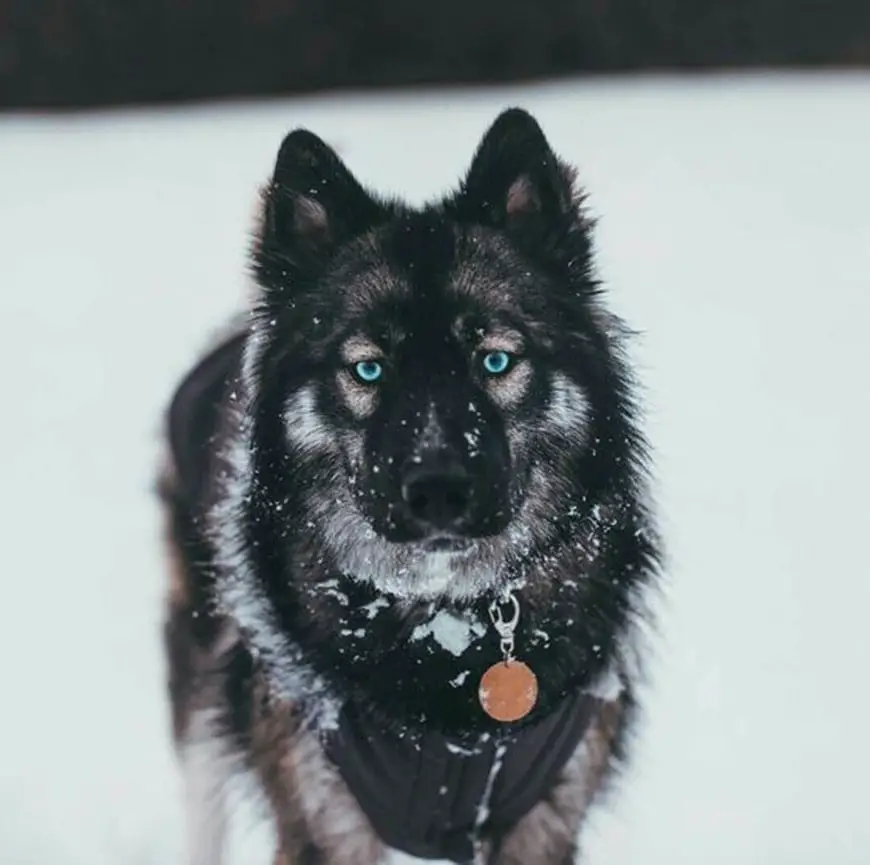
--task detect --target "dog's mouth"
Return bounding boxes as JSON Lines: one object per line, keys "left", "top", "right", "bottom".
{"left": 419, "top": 535, "right": 474, "bottom": 553}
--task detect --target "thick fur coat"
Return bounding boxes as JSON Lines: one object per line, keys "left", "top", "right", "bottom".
{"left": 159, "top": 107, "right": 661, "bottom": 865}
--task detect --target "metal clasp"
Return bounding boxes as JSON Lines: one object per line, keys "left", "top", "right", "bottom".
{"left": 488, "top": 592, "right": 521, "bottom": 662}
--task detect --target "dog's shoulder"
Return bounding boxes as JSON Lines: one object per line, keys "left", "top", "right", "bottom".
{"left": 164, "top": 320, "right": 247, "bottom": 510}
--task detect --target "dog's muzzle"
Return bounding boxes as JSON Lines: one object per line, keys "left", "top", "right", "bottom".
{"left": 400, "top": 457, "right": 473, "bottom": 534}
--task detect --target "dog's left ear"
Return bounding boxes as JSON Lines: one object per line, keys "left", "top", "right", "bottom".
{"left": 455, "top": 108, "right": 576, "bottom": 245}
{"left": 255, "top": 129, "right": 385, "bottom": 286}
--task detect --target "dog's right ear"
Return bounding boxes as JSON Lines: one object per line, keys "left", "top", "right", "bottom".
{"left": 453, "top": 108, "right": 578, "bottom": 253}
{"left": 254, "top": 129, "right": 385, "bottom": 289}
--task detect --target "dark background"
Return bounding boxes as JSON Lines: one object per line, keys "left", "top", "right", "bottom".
{"left": 2, "top": 0, "right": 869, "bottom": 111}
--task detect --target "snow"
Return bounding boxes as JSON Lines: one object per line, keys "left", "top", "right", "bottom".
{"left": 1, "top": 71, "right": 869, "bottom": 865}
{"left": 472, "top": 741, "right": 509, "bottom": 863}
{"left": 411, "top": 609, "right": 487, "bottom": 656}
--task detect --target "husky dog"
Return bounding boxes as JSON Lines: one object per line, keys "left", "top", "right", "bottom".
{"left": 160, "top": 108, "right": 661, "bottom": 865}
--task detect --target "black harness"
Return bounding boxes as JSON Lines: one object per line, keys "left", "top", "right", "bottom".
{"left": 324, "top": 692, "right": 598, "bottom": 863}
{"left": 167, "top": 332, "right": 600, "bottom": 863}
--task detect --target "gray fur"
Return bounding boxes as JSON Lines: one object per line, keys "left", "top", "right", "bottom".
{"left": 161, "top": 108, "right": 661, "bottom": 865}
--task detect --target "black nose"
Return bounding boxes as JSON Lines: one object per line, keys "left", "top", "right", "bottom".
{"left": 401, "top": 462, "right": 472, "bottom": 531}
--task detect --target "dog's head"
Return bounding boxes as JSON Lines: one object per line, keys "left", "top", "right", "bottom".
{"left": 241, "top": 109, "right": 637, "bottom": 603}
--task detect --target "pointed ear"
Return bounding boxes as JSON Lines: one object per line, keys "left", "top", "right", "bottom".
{"left": 255, "top": 129, "right": 384, "bottom": 284}
{"left": 455, "top": 108, "right": 576, "bottom": 244}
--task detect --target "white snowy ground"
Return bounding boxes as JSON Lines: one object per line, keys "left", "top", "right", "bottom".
{"left": 1, "top": 71, "right": 869, "bottom": 865}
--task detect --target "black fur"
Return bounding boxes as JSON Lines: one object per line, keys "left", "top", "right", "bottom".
{"left": 162, "top": 107, "right": 662, "bottom": 862}
{"left": 232, "top": 108, "right": 659, "bottom": 734}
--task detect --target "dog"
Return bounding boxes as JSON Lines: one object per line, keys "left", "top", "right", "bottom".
{"left": 159, "top": 107, "right": 661, "bottom": 865}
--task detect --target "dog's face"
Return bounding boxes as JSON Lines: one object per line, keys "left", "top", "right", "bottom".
{"left": 331, "top": 282, "right": 518, "bottom": 550}
{"left": 245, "top": 110, "right": 624, "bottom": 602}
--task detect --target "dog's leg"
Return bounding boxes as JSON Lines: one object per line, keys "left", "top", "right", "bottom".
{"left": 166, "top": 600, "right": 243, "bottom": 865}
{"left": 181, "top": 710, "right": 230, "bottom": 865}
{"left": 161, "top": 473, "right": 250, "bottom": 865}
{"left": 158, "top": 472, "right": 358, "bottom": 865}
{"left": 492, "top": 698, "right": 624, "bottom": 865}
{"left": 247, "top": 706, "right": 387, "bottom": 865}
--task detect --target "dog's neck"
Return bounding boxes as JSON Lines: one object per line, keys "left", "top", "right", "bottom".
{"left": 259, "top": 559, "right": 612, "bottom": 740}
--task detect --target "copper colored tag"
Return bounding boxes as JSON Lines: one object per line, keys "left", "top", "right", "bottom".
{"left": 478, "top": 660, "right": 539, "bottom": 722}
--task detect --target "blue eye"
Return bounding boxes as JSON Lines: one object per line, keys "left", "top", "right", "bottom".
{"left": 353, "top": 359, "right": 383, "bottom": 383}
{"left": 482, "top": 350, "right": 513, "bottom": 376}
